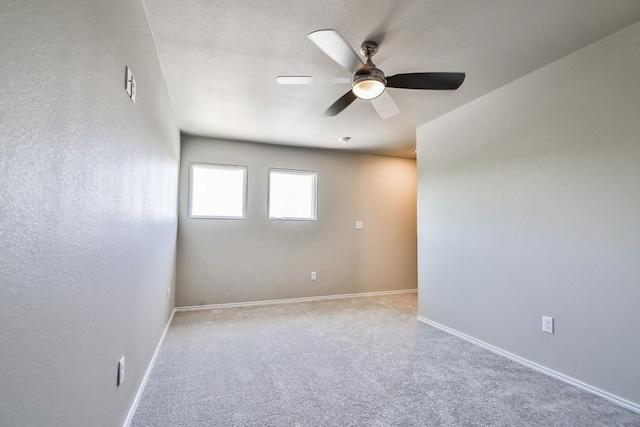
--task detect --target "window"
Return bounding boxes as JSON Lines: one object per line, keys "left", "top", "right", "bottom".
{"left": 189, "top": 163, "right": 247, "bottom": 219}
{"left": 268, "top": 169, "right": 317, "bottom": 220}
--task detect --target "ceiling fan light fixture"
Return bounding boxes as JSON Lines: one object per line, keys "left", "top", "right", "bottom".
{"left": 352, "top": 78, "right": 385, "bottom": 100}
{"left": 352, "top": 68, "right": 386, "bottom": 100}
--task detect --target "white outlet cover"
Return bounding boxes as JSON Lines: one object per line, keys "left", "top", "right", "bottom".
{"left": 355, "top": 221, "right": 363, "bottom": 230}
{"left": 311, "top": 272, "right": 317, "bottom": 281}
{"left": 542, "top": 316, "right": 554, "bottom": 334}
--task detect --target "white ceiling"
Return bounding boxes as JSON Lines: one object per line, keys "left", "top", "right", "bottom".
{"left": 143, "top": 0, "right": 640, "bottom": 158}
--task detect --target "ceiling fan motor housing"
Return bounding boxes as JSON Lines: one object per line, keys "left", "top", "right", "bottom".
{"left": 351, "top": 40, "right": 387, "bottom": 100}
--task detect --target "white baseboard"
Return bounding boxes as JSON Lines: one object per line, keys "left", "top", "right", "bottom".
{"left": 417, "top": 316, "right": 640, "bottom": 414}
{"left": 123, "top": 308, "right": 176, "bottom": 427}
{"left": 176, "top": 288, "right": 417, "bottom": 312}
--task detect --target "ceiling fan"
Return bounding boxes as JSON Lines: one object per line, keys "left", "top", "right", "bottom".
{"left": 277, "top": 29, "right": 466, "bottom": 119}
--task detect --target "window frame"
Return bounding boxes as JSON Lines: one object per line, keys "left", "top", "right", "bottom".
{"left": 188, "top": 162, "right": 248, "bottom": 220}
{"left": 267, "top": 168, "right": 318, "bottom": 221}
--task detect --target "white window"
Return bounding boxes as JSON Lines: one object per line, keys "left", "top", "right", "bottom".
{"left": 268, "top": 169, "right": 318, "bottom": 220}
{"left": 189, "top": 163, "right": 247, "bottom": 219}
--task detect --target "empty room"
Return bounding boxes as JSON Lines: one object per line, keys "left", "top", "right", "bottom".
{"left": 1, "top": 0, "right": 640, "bottom": 426}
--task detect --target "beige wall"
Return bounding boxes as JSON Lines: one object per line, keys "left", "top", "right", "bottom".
{"left": 177, "top": 136, "right": 417, "bottom": 307}
{"left": 0, "top": 0, "right": 179, "bottom": 425}
{"left": 417, "top": 22, "right": 640, "bottom": 406}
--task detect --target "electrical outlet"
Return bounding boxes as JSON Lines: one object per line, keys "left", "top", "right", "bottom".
{"left": 355, "top": 221, "right": 363, "bottom": 230}
{"left": 311, "top": 271, "right": 317, "bottom": 281}
{"left": 117, "top": 356, "right": 125, "bottom": 386}
{"left": 542, "top": 316, "right": 554, "bottom": 334}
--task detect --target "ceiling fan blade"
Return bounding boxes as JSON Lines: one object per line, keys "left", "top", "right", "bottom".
{"left": 308, "top": 29, "right": 364, "bottom": 74}
{"left": 325, "top": 90, "right": 357, "bottom": 116}
{"left": 370, "top": 91, "right": 399, "bottom": 119}
{"left": 276, "top": 76, "right": 315, "bottom": 85}
{"left": 386, "top": 72, "right": 466, "bottom": 90}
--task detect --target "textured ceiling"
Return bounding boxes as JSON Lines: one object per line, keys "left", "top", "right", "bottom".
{"left": 143, "top": 0, "right": 640, "bottom": 158}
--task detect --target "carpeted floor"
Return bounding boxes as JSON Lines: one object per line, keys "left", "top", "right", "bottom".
{"left": 131, "top": 293, "right": 640, "bottom": 426}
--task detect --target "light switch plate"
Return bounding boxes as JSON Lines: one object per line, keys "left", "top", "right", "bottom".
{"left": 125, "top": 66, "right": 132, "bottom": 96}
{"left": 130, "top": 77, "right": 136, "bottom": 103}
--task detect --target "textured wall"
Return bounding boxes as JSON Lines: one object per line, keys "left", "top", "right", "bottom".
{"left": 0, "top": 0, "right": 179, "bottom": 425}
{"left": 177, "top": 137, "right": 417, "bottom": 307}
{"left": 417, "top": 22, "right": 640, "bottom": 405}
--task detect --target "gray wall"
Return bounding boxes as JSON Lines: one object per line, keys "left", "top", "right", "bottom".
{"left": 0, "top": 1, "right": 179, "bottom": 425}
{"left": 417, "top": 22, "right": 640, "bottom": 405}
{"left": 177, "top": 136, "right": 417, "bottom": 307}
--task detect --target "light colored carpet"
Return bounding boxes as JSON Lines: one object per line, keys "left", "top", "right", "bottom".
{"left": 132, "top": 293, "right": 640, "bottom": 426}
